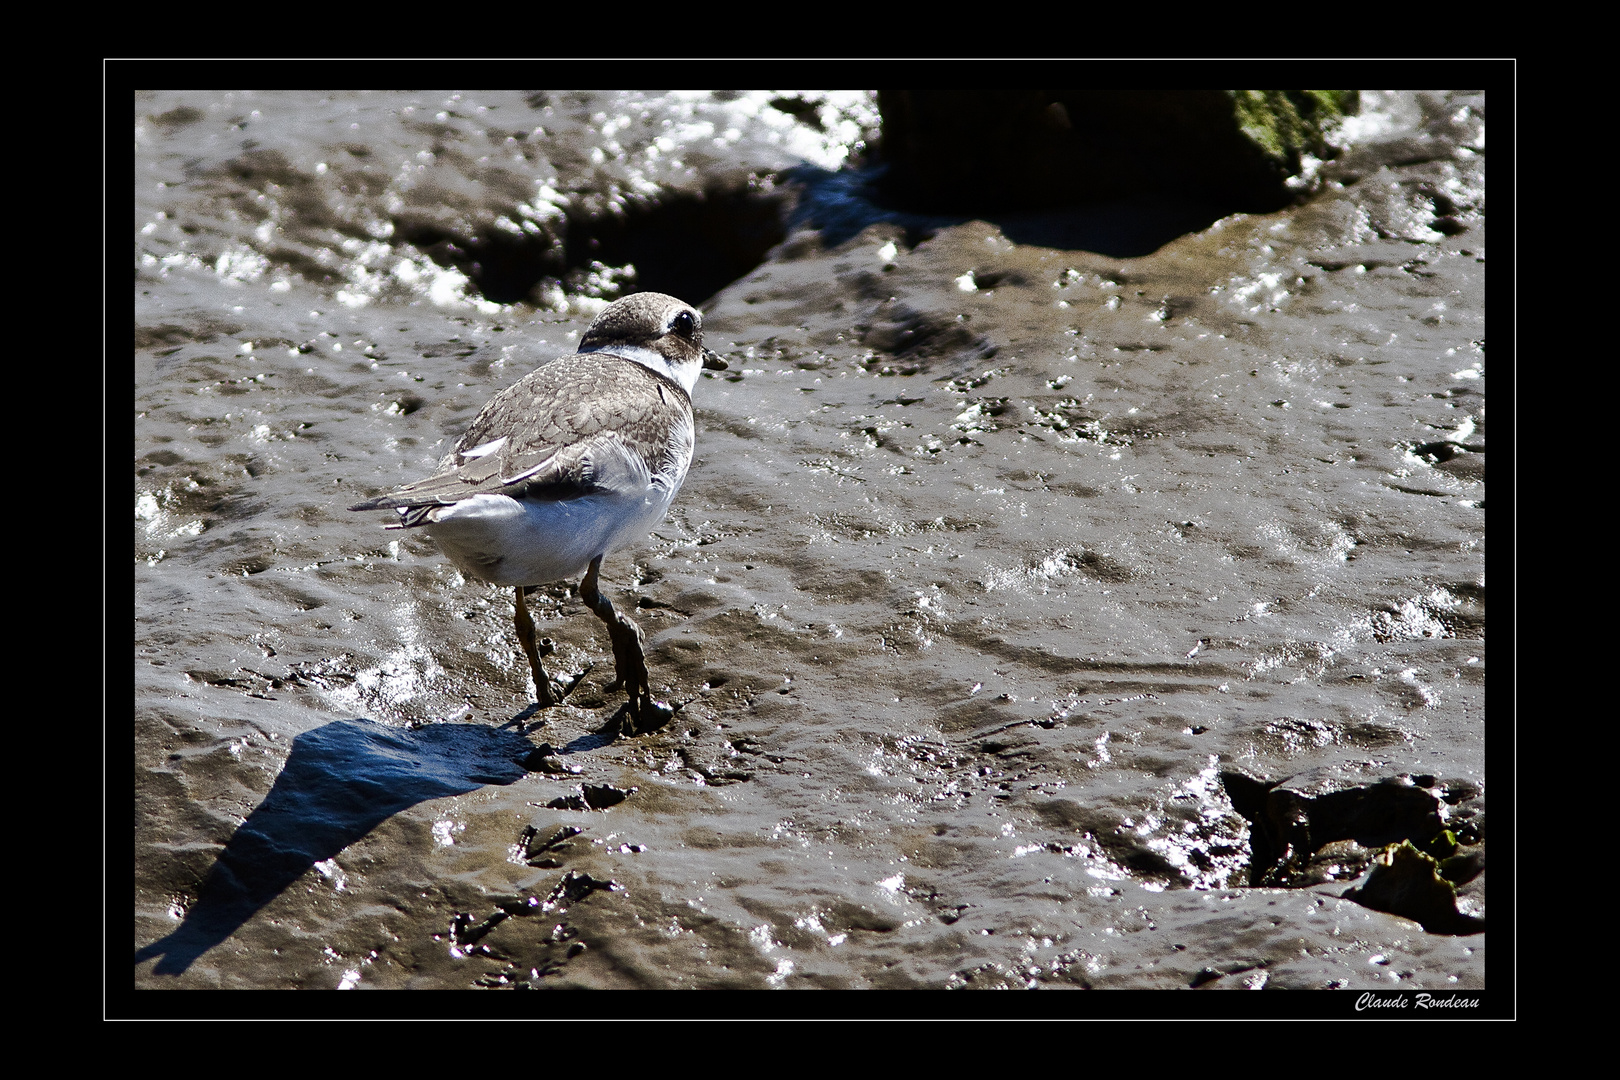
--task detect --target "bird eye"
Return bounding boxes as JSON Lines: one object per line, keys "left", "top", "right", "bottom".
{"left": 670, "top": 310, "right": 699, "bottom": 340}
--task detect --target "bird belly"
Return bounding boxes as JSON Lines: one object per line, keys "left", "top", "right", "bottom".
{"left": 424, "top": 486, "right": 675, "bottom": 588}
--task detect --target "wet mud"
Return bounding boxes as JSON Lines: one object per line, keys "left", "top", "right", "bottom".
{"left": 133, "top": 90, "right": 1487, "bottom": 996}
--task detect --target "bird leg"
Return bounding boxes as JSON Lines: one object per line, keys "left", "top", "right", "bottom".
{"left": 513, "top": 586, "right": 558, "bottom": 707}
{"left": 579, "top": 554, "right": 656, "bottom": 729}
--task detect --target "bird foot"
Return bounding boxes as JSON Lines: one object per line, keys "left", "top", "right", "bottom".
{"left": 579, "top": 556, "right": 674, "bottom": 734}
{"left": 515, "top": 588, "right": 565, "bottom": 708}
{"left": 601, "top": 609, "right": 663, "bottom": 732}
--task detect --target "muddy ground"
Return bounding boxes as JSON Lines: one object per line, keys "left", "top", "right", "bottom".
{"left": 132, "top": 90, "right": 1489, "bottom": 1005}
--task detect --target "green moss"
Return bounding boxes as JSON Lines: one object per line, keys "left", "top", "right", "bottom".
{"left": 1230, "top": 90, "right": 1359, "bottom": 167}
{"left": 1420, "top": 828, "right": 1459, "bottom": 860}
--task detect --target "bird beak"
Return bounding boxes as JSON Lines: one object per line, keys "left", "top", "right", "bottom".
{"left": 702, "top": 348, "right": 729, "bottom": 371}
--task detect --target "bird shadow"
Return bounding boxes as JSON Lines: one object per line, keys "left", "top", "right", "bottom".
{"left": 134, "top": 717, "right": 535, "bottom": 977}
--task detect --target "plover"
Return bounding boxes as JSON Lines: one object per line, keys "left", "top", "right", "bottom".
{"left": 350, "top": 292, "right": 726, "bottom": 730}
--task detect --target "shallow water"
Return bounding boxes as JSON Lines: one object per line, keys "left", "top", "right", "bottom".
{"left": 133, "top": 90, "right": 1486, "bottom": 996}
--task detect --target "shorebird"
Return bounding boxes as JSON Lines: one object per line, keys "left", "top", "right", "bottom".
{"left": 350, "top": 292, "right": 725, "bottom": 730}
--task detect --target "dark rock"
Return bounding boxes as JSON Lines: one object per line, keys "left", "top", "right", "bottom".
{"left": 1221, "top": 766, "right": 1469, "bottom": 887}
{"left": 875, "top": 90, "right": 1357, "bottom": 215}
{"left": 1343, "top": 840, "right": 1485, "bottom": 935}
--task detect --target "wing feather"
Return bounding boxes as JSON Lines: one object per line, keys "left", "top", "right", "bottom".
{"left": 348, "top": 353, "right": 689, "bottom": 521}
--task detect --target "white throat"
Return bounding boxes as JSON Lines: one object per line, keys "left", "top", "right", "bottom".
{"left": 582, "top": 343, "right": 699, "bottom": 394}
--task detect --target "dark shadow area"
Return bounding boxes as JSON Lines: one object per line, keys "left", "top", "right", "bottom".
{"left": 134, "top": 718, "right": 535, "bottom": 976}
{"left": 565, "top": 186, "right": 785, "bottom": 307}
{"left": 783, "top": 163, "right": 1245, "bottom": 258}
{"left": 396, "top": 149, "right": 1252, "bottom": 312}
{"left": 394, "top": 222, "right": 562, "bottom": 307}
{"left": 1221, "top": 768, "right": 1486, "bottom": 935}
{"left": 395, "top": 184, "right": 787, "bottom": 309}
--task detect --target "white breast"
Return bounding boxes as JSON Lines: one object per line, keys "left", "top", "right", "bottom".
{"left": 423, "top": 415, "right": 694, "bottom": 589}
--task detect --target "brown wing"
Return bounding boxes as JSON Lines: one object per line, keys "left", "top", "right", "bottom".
{"left": 349, "top": 353, "right": 689, "bottom": 519}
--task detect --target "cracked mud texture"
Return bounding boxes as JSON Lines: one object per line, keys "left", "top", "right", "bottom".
{"left": 134, "top": 90, "right": 1487, "bottom": 995}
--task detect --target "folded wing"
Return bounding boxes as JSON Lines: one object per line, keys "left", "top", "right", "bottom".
{"left": 349, "top": 354, "right": 686, "bottom": 526}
